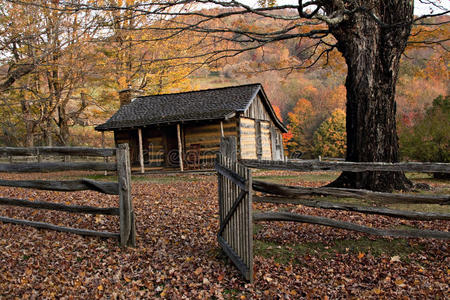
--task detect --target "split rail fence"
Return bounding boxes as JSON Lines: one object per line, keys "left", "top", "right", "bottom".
{"left": 0, "top": 144, "right": 135, "bottom": 247}
{"left": 216, "top": 139, "right": 449, "bottom": 282}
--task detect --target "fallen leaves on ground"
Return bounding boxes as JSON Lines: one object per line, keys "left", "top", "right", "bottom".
{"left": 0, "top": 171, "right": 448, "bottom": 299}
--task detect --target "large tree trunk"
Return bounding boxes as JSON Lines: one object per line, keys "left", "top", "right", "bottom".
{"left": 327, "top": 2, "right": 414, "bottom": 192}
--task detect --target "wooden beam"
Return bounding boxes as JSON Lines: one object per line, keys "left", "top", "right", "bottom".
{"left": 252, "top": 180, "right": 450, "bottom": 205}
{"left": 240, "top": 159, "right": 450, "bottom": 174}
{"left": 215, "top": 162, "right": 247, "bottom": 191}
{"left": 177, "top": 123, "right": 184, "bottom": 172}
{"left": 102, "top": 131, "right": 107, "bottom": 176}
{"left": 138, "top": 128, "right": 144, "bottom": 174}
{"left": 117, "top": 144, "right": 135, "bottom": 247}
{"left": 218, "top": 235, "right": 252, "bottom": 281}
{"left": 0, "top": 179, "right": 119, "bottom": 195}
{"left": 0, "top": 162, "right": 117, "bottom": 173}
{"left": 0, "top": 147, "right": 116, "bottom": 157}
{"left": 253, "top": 196, "right": 450, "bottom": 221}
{"left": 0, "top": 216, "right": 119, "bottom": 239}
{"left": 253, "top": 212, "right": 450, "bottom": 240}
{"left": 0, "top": 197, "right": 120, "bottom": 215}
{"left": 220, "top": 121, "right": 225, "bottom": 137}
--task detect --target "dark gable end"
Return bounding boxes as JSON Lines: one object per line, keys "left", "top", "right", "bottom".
{"left": 95, "top": 83, "right": 286, "bottom": 132}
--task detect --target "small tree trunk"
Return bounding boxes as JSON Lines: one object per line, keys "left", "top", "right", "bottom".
{"left": 57, "top": 105, "right": 70, "bottom": 146}
{"left": 44, "top": 120, "right": 53, "bottom": 147}
{"left": 21, "top": 100, "right": 35, "bottom": 147}
{"left": 328, "top": 3, "right": 414, "bottom": 192}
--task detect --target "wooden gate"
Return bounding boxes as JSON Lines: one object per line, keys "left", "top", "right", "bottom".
{"left": 216, "top": 152, "right": 253, "bottom": 282}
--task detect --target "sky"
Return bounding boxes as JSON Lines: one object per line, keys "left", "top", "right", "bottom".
{"left": 240, "top": 0, "right": 450, "bottom": 16}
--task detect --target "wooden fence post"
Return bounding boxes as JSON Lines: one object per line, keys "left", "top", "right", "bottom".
{"left": 102, "top": 131, "right": 108, "bottom": 176}
{"left": 117, "top": 143, "right": 136, "bottom": 247}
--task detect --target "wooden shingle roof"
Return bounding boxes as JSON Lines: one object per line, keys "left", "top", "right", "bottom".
{"left": 95, "top": 83, "right": 286, "bottom": 131}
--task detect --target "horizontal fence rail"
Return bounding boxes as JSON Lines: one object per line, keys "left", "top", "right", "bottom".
{"left": 254, "top": 196, "right": 450, "bottom": 221}
{"left": 253, "top": 180, "right": 450, "bottom": 205}
{"left": 0, "top": 197, "right": 120, "bottom": 216}
{"left": 0, "top": 216, "right": 119, "bottom": 239}
{"left": 0, "top": 144, "right": 135, "bottom": 247}
{"left": 0, "top": 162, "right": 117, "bottom": 173}
{"left": 253, "top": 212, "right": 450, "bottom": 240}
{"left": 0, "top": 146, "right": 117, "bottom": 157}
{"left": 0, "top": 179, "right": 119, "bottom": 194}
{"left": 241, "top": 159, "right": 450, "bottom": 173}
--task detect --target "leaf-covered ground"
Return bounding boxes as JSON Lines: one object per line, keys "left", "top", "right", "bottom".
{"left": 0, "top": 171, "right": 448, "bottom": 299}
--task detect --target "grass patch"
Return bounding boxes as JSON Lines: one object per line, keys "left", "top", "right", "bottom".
{"left": 254, "top": 237, "right": 424, "bottom": 265}
{"left": 253, "top": 172, "right": 339, "bottom": 184}
{"left": 253, "top": 175, "right": 300, "bottom": 181}
{"left": 390, "top": 203, "right": 450, "bottom": 214}
{"left": 295, "top": 172, "right": 339, "bottom": 183}
{"left": 308, "top": 195, "right": 450, "bottom": 214}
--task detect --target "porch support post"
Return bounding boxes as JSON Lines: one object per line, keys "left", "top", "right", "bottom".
{"left": 220, "top": 121, "right": 225, "bottom": 137}
{"left": 138, "top": 128, "right": 144, "bottom": 174}
{"left": 101, "top": 131, "right": 107, "bottom": 176}
{"left": 177, "top": 123, "right": 184, "bottom": 172}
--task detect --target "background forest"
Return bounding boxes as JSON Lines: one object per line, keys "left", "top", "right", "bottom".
{"left": 0, "top": 1, "right": 448, "bottom": 162}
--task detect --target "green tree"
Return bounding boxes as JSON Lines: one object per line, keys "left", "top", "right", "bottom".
{"left": 400, "top": 95, "right": 449, "bottom": 177}
{"left": 313, "top": 109, "right": 346, "bottom": 158}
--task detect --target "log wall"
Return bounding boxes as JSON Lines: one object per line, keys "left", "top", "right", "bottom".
{"left": 184, "top": 120, "right": 237, "bottom": 167}
{"left": 239, "top": 118, "right": 257, "bottom": 159}
{"left": 260, "top": 121, "right": 272, "bottom": 160}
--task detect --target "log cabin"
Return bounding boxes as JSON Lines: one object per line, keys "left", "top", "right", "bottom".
{"left": 95, "top": 83, "right": 287, "bottom": 171}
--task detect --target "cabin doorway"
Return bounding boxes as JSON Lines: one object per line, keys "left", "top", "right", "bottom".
{"left": 163, "top": 125, "right": 181, "bottom": 168}
{"left": 129, "top": 131, "right": 140, "bottom": 165}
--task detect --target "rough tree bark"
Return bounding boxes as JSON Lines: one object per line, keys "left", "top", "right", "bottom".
{"left": 325, "top": 1, "right": 415, "bottom": 192}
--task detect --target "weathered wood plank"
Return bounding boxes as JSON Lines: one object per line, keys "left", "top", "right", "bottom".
{"left": 117, "top": 144, "right": 135, "bottom": 247}
{"left": 253, "top": 212, "right": 450, "bottom": 239}
{"left": 241, "top": 159, "right": 450, "bottom": 174}
{"left": 177, "top": 124, "right": 184, "bottom": 172}
{"left": 0, "top": 197, "right": 120, "bottom": 215}
{"left": 254, "top": 196, "right": 450, "bottom": 221}
{"left": 0, "top": 216, "right": 119, "bottom": 238}
{"left": 0, "top": 162, "right": 117, "bottom": 173}
{"left": 0, "top": 147, "right": 116, "bottom": 157}
{"left": 218, "top": 236, "right": 251, "bottom": 281}
{"left": 215, "top": 163, "right": 247, "bottom": 191}
{"left": 138, "top": 128, "right": 145, "bottom": 174}
{"left": 39, "top": 147, "right": 116, "bottom": 157}
{"left": 253, "top": 180, "right": 450, "bottom": 205}
{"left": 217, "top": 156, "right": 223, "bottom": 228}
{"left": 246, "top": 166, "right": 253, "bottom": 283}
{"left": 0, "top": 179, "right": 119, "bottom": 195}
